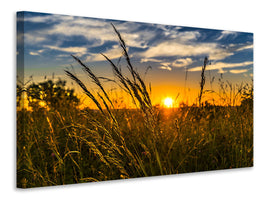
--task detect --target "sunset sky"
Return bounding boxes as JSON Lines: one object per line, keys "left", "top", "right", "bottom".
{"left": 17, "top": 11, "right": 253, "bottom": 106}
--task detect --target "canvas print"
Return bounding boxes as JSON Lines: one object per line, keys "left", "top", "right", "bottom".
{"left": 17, "top": 11, "right": 253, "bottom": 188}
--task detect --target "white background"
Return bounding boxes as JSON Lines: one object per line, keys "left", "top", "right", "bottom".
{"left": 1, "top": 0, "right": 266, "bottom": 199}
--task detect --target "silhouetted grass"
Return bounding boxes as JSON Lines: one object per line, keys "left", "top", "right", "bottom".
{"left": 16, "top": 24, "right": 253, "bottom": 188}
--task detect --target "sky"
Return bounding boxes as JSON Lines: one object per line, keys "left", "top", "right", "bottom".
{"left": 17, "top": 11, "right": 253, "bottom": 107}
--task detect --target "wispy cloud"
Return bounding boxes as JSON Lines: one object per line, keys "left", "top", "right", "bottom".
{"left": 236, "top": 44, "right": 253, "bottom": 51}
{"left": 216, "top": 30, "right": 238, "bottom": 41}
{"left": 23, "top": 11, "right": 253, "bottom": 83}
{"left": 24, "top": 14, "right": 155, "bottom": 50}
{"left": 29, "top": 49, "right": 45, "bottom": 56}
{"left": 138, "top": 37, "right": 253, "bottom": 62}
{"left": 155, "top": 24, "right": 182, "bottom": 38}
{"left": 172, "top": 58, "right": 194, "bottom": 68}
{"left": 86, "top": 45, "right": 122, "bottom": 62}
{"left": 175, "top": 31, "right": 201, "bottom": 42}
{"left": 229, "top": 69, "right": 248, "bottom": 74}
{"left": 24, "top": 14, "right": 74, "bottom": 23}
{"left": 189, "top": 61, "right": 253, "bottom": 72}
{"left": 24, "top": 33, "right": 47, "bottom": 44}
{"left": 46, "top": 20, "right": 114, "bottom": 47}
{"left": 139, "top": 41, "right": 232, "bottom": 60}
{"left": 44, "top": 45, "right": 88, "bottom": 57}
{"left": 29, "top": 52, "right": 40, "bottom": 56}
{"left": 140, "top": 58, "right": 163, "bottom": 63}
{"left": 159, "top": 65, "right": 172, "bottom": 71}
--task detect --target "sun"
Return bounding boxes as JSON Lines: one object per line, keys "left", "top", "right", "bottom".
{"left": 163, "top": 97, "right": 173, "bottom": 108}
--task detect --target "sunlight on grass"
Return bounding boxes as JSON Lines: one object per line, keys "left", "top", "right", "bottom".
{"left": 16, "top": 23, "right": 253, "bottom": 188}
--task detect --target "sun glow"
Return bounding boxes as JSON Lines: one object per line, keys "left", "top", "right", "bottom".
{"left": 163, "top": 97, "right": 174, "bottom": 108}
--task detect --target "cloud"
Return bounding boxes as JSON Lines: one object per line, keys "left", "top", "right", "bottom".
{"left": 29, "top": 52, "right": 40, "bottom": 56}
{"left": 24, "top": 33, "right": 47, "bottom": 44}
{"left": 121, "top": 32, "right": 152, "bottom": 49}
{"left": 229, "top": 69, "right": 248, "bottom": 74}
{"left": 29, "top": 49, "right": 45, "bottom": 56}
{"left": 172, "top": 58, "right": 193, "bottom": 68}
{"left": 85, "top": 45, "right": 123, "bottom": 61}
{"left": 189, "top": 61, "right": 253, "bottom": 72}
{"left": 175, "top": 31, "right": 201, "bottom": 42}
{"left": 159, "top": 65, "right": 172, "bottom": 71}
{"left": 236, "top": 44, "right": 253, "bottom": 51}
{"left": 139, "top": 41, "right": 232, "bottom": 60}
{"left": 24, "top": 14, "right": 74, "bottom": 23}
{"left": 23, "top": 12, "right": 253, "bottom": 72}
{"left": 28, "top": 14, "right": 150, "bottom": 48}
{"left": 155, "top": 58, "right": 194, "bottom": 70}
{"left": 216, "top": 30, "right": 238, "bottom": 40}
{"left": 140, "top": 58, "right": 163, "bottom": 63}
{"left": 45, "top": 20, "right": 114, "bottom": 47}
{"left": 24, "top": 15, "right": 54, "bottom": 23}
{"left": 44, "top": 45, "right": 88, "bottom": 56}
{"left": 24, "top": 14, "right": 156, "bottom": 53}
{"left": 227, "top": 43, "right": 253, "bottom": 53}
{"left": 209, "top": 51, "right": 234, "bottom": 60}
{"left": 138, "top": 35, "right": 252, "bottom": 61}
{"left": 155, "top": 24, "right": 182, "bottom": 38}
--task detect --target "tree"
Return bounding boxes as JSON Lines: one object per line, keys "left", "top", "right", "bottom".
{"left": 26, "top": 79, "right": 79, "bottom": 110}
{"left": 241, "top": 82, "right": 253, "bottom": 110}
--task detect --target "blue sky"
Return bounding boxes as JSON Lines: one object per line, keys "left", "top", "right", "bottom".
{"left": 17, "top": 11, "right": 253, "bottom": 105}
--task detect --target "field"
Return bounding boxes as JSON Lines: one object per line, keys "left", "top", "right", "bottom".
{"left": 16, "top": 23, "right": 253, "bottom": 188}
{"left": 16, "top": 92, "right": 253, "bottom": 188}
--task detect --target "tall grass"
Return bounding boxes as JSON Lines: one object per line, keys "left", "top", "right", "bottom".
{"left": 16, "top": 24, "right": 253, "bottom": 188}
{"left": 198, "top": 56, "right": 209, "bottom": 107}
